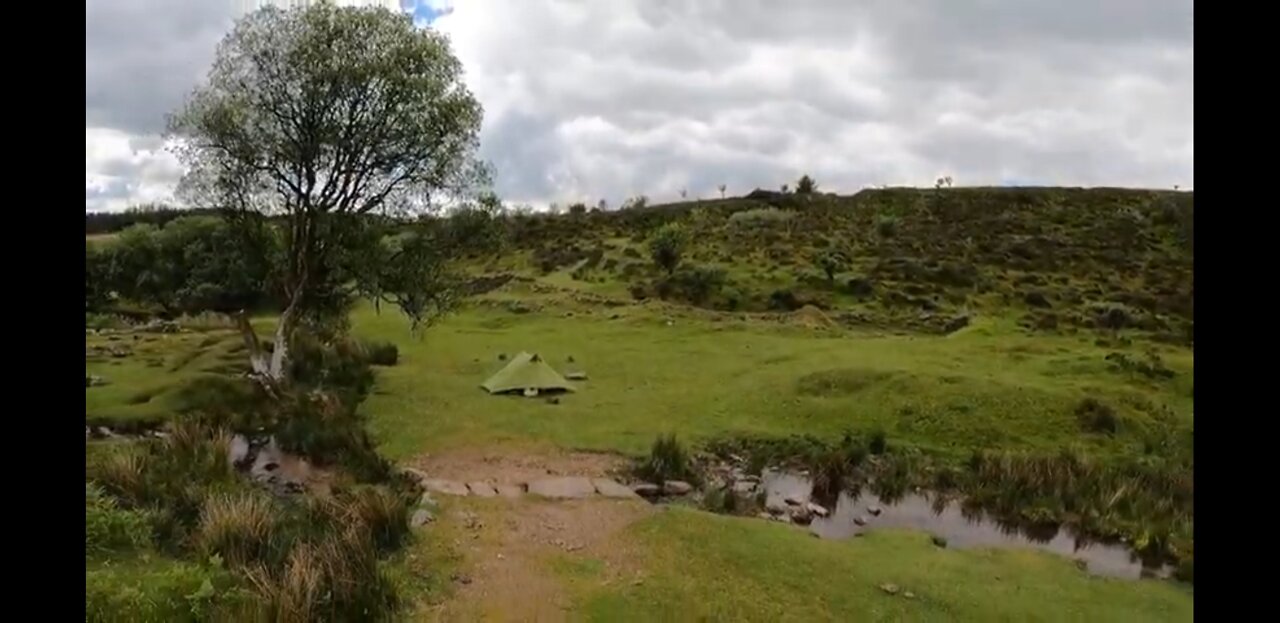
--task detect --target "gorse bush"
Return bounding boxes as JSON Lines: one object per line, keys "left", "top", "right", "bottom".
{"left": 635, "top": 433, "right": 698, "bottom": 485}
{"left": 648, "top": 223, "right": 689, "bottom": 275}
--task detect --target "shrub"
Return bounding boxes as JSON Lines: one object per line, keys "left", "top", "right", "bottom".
{"left": 670, "top": 265, "right": 727, "bottom": 305}
{"left": 86, "top": 484, "right": 153, "bottom": 557}
{"left": 1075, "top": 397, "right": 1119, "bottom": 434}
{"left": 876, "top": 215, "right": 899, "bottom": 238}
{"left": 869, "top": 429, "right": 888, "bottom": 455}
{"left": 845, "top": 277, "right": 874, "bottom": 298}
{"left": 796, "top": 174, "right": 817, "bottom": 195}
{"left": 364, "top": 341, "right": 399, "bottom": 366}
{"left": 635, "top": 434, "right": 697, "bottom": 485}
{"left": 647, "top": 223, "right": 689, "bottom": 275}
{"left": 768, "top": 289, "right": 802, "bottom": 311}
{"left": 813, "top": 247, "right": 848, "bottom": 283}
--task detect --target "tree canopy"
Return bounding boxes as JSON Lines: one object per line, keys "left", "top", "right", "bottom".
{"left": 167, "top": 4, "right": 491, "bottom": 383}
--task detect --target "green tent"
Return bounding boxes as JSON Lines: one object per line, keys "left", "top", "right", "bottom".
{"left": 481, "top": 352, "right": 575, "bottom": 395}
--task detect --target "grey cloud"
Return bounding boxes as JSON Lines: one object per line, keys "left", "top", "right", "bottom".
{"left": 86, "top": 0, "right": 1194, "bottom": 211}
{"left": 86, "top": 0, "right": 234, "bottom": 134}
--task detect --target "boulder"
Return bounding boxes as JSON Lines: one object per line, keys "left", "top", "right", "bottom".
{"left": 784, "top": 496, "right": 806, "bottom": 506}
{"left": 806, "top": 502, "right": 829, "bottom": 518}
{"left": 423, "top": 479, "right": 470, "bottom": 496}
{"left": 853, "top": 516, "right": 868, "bottom": 526}
{"left": 410, "top": 509, "right": 435, "bottom": 528}
{"left": 631, "top": 483, "right": 661, "bottom": 497}
{"left": 732, "top": 481, "right": 758, "bottom": 495}
{"left": 878, "top": 583, "right": 901, "bottom": 596}
{"left": 788, "top": 506, "right": 813, "bottom": 525}
{"left": 868, "top": 505, "right": 883, "bottom": 516}
{"left": 662, "top": 480, "right": 694, "bottom": 496}
{"left": 467, "top": 482, "right": 498, "bottom": 498}
{"left": 528, "top": 476, "right": 596, "bottom": 499}
{"left": 592, "top": 479, "right": 640, "bottom": 499}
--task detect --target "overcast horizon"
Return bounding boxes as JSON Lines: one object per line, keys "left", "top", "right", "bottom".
{"left": 86, "top": 0, "right": 1193, "bottom": 213}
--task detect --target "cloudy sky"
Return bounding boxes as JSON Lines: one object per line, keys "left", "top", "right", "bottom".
{"left": 86, "top": 0, "right": 1193, "bottom": 212}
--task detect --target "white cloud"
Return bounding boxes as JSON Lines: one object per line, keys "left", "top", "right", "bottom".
{"left": 86, "top": 0, "right": 1193, "bottom": 211}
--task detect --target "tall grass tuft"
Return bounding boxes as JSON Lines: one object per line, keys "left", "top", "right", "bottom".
{"left": 635, "top": 433, "right": 698, "bottom": 485}
{"left": 195, "top": 491, "right": 279, "bottom": 568}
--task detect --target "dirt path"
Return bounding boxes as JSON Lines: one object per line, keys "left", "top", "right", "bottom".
{"left": 408, "top": 448, "right": 656, "bottom": 622}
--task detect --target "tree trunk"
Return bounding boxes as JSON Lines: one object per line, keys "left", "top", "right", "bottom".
{"left": 236, "top": 291, "right": 302, "bottom": 388}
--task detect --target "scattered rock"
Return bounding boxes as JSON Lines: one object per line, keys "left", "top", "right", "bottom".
{"left": 903, "top": 591, "right": 916, "bottom": 600}
{"left": 494, "top": 484, "right": 525, "bottom": 498}
{"left": 732, "top": 481, "right": 758, "bottom": 495}
{"left": 592, "top": 478, "right": 640, "bottom": 499}
{"left": 419, "top": 492, "right": 439, "bottom": 508}
{"left": 631, "top": 483, "right": 661, "bottom": 497}
{"left": 86, "top": 375, "right": 109, "bottom": 388}
{"left": 565, "top": 371, "right": 588, "bottom": 381}
{"left": 452, "top": 573, "right": 472, "bottom": 585}
{"left": 410, "top": 510, "right": 434, "bottom": 527}
{"left": 662, "top": 480, "right": 694, "bottom": 496}
{"left": 868, "top": 505, "right": 882, "bottom": 516}
{"left": 423, "top": 479, "right": 470, "bottom": 496}
{"left": 227, "top": 435, "right": 250, "bottom": 466}
{"left": 788, "top": 506, "right": 813, "bottom": 525}
{"left": 878, "top": 583, "right": 901, "bottom": 596}
{"left": 853, "top": 516, "right": 868, "bottom": 526}
{"left": 528, "top": 476, "right": 597, "bottom": 499}
{"left": 467, "top": 482, "right": 498, "bottom": 497}
{"left": 806, "top": 502, "right": 829, "bottom": 518}
{"left": 784, "top": 496, "right": 806, "bottom": 506}
{"left": 756, "top": 512, "right": 773, "bottom": 520}
{"left": 931, "top": 535, "right": 947, "bottom": 548}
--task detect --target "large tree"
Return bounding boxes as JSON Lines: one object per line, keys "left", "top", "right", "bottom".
{"left": 168, "top": 4, "right": 487, "bottom": 385}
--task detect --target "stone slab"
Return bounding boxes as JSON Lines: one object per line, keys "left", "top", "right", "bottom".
{"left": 592, "top": 478, "right": 640, "bottom": 499}
{"left": 527, "top": 476, "right": 596, "bottom": 499}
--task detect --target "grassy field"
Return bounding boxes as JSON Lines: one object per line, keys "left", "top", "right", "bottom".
{"left": 354, "top": 299, "right": 1192, "bottom": 462}
{"left": 564, "top": 508, "right": 1193, "bottom": 622}
{"left": 85, "top": 187, "right": 1194, "bottom": 620}
{"left": 85, "top": 328, "right": 243, "bottom": 423}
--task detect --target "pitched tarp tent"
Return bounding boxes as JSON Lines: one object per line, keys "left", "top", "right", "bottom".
{"left": 481, "top": 352, "right": 575, "bottom": 395}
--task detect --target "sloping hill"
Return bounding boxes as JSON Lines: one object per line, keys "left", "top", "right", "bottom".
{"left": 488, "top": 187, "right": 1193, "bottom": 343}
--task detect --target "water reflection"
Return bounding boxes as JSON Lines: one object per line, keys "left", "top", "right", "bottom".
{"left": 761, "top": 469, "right": 1170, "bottom": 580}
